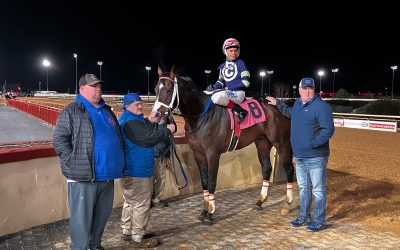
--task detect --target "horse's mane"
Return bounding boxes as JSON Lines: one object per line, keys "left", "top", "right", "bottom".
{"left": 177, "top": 75, "right": 206, "bottom": 96}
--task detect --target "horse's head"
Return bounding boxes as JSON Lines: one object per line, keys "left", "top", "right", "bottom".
{"left": 153, "top": 66, "right": 178, "bottom": 115}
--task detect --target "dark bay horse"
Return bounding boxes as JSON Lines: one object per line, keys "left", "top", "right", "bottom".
{"left": 153, "top": 67, "right": 294, "bottom": 225}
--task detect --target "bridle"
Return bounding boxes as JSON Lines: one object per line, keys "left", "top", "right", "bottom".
{"left": 153, "top": 76, "right": 179, "bottom": 113}
{"left": 153, "top": 75, "right": 188, "bottom": 190}
{"left": 154, "top": 75, "right": 214, "bottom": 119}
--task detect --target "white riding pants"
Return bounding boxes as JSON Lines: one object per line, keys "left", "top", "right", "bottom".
{"left": 211, "top": 90, "right": 245, "bottom": 106}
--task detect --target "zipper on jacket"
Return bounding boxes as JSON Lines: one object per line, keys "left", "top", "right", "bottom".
{"left": 80, "top": 105, "right": 96, "bottom": 182}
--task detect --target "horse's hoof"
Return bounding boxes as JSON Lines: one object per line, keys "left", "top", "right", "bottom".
{"left": 280, "top": 203, "right": 290, "bottom": 214}
{"left": 202, "top": 213, "right": 213, "bottom": 225}
{"left": 253, "top": 205, "right": 262, "bottom": 210}
{"left": 198, "top": 210, "right": 208, "bottom": 221}
{"left": 253, "top": 200, "right": 263, "bottom": 210}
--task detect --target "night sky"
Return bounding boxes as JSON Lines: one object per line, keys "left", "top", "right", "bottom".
{"left": 1, "top": 1, "right": 399, "bottom": 96}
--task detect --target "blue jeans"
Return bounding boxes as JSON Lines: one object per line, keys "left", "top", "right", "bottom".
{"left": 68, "top": 181, "right": 114, "bottom": 250}
{"left": 295, "top": 157, "right": 328, "bottom": 225}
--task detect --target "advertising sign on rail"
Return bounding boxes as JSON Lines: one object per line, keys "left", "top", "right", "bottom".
{"left": 333, "top": 118, "right": 397, "bottom": 132}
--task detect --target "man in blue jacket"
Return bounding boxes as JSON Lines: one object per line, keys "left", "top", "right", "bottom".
{"left": 53, "top": 73, "right": 124, "bottom": 249}
{"left": 266, "top": 77, "right": 334, "bottom": 232}
{"left": 118, "top": 93, "right": 175, "bottom": 247}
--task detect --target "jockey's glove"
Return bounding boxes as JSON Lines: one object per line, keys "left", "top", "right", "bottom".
{"left": 206, "top": 84, "right": 215, "bottom": 92}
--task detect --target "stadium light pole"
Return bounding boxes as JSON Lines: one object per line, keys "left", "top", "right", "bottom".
{"left": 42, "top": 59, "right": 51, "bottom": 91}
{"left": 293, "top": 85, "right": 297, "bottom": 98}
{"left": 259, "top": 71, "right": 266, "bottom": 96}
{"left": 318, "top": 70, "right": 325, "bottom": 93}
{"left": 97, "top": 61, "right": 103, "bottom": 80}
{"left": 267, "top": 70, "right": 274, "bottom": 95}
{"left": 391, "top": 65, "right": 398, "bottom": 100}
{"left": 205, "top": 69, "right": 211, "bottom": 86}
{"left": 145, "top": 66, "right": 151, "bottom": 101}
{"left": 331, "top": 68, "right": 339, "bottom": 99}
{"left": 74, "top": 53, "right": 78, "bottom": 94}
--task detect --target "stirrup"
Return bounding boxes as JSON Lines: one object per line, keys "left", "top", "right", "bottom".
{"left": 236, "top": 110, "right": 247, "bottom": 123}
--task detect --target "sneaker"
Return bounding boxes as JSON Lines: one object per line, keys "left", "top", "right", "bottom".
{"left": 121, "top": 234, "right": 131, "bottom": 241}
{"left": 130, "top": 238, "right": 159, "bottom": 248}
{"left": 289, "top": 217, "right": 311, "bottom": 227}
{"left": 123, "top": 232, "right": 155, "bottom": 241}
{"left": 307, "top": 223, "right": 325, "bottom": 232}
{"left": 121, "top": 228, "right": 132, "bottom": 241}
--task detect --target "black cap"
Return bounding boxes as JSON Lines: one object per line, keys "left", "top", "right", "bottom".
{"left": 79, "top": 73, "right": 104, "bottom": 86}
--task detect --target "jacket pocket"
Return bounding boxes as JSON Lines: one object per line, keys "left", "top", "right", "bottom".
{"left": 60, "top": 151, "right": 72, "bottom": 168}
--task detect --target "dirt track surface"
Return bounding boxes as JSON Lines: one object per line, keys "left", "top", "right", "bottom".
{"left": 328, "top": 127, "right": 400, "bottom": 236}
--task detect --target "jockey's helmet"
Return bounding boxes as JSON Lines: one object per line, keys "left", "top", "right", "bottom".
{"left": 222, "top": 38, "right": 240, "bottom": 58}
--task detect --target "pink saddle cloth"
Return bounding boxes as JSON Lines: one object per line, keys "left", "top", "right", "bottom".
{"left": 228, "top": 99, "right": 266, "bottom": 130}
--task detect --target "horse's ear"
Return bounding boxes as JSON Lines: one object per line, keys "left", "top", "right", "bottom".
{"left": 170, "top": 65, "right": 176, "bottom": 78}
{"left": 158, "top": 66, "right": 163, "bottom": 77}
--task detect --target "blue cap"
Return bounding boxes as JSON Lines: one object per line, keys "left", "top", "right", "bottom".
{"left": 123, "top": 93, "right": 142, "bottom": 109}
{"left": 299, "top": 77, "right": 315, "bottom": 88}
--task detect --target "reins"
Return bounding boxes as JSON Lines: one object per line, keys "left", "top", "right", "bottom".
{"left": 155, "top": 75, "right": 215, "bottom": 188}
{"left": 165, "top": 114, "right": 188, "bottom": 190}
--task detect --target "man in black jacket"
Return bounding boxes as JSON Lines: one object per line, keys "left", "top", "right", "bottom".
{"left": 53, "top": 73, "right": 124, "bottom": 250}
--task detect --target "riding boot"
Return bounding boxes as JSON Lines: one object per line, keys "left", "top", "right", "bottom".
{"left": 232, "top": 103, "right": 248, "bottom": 122}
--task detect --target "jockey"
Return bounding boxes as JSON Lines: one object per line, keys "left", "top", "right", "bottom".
{"left": 206, "top": 38, "right": 250, "bottom": 122}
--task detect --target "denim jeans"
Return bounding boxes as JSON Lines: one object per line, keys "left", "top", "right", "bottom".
{"left": 295, "top": 157, "right": 328, "bottom": 225}
{"left": 68, "top": 181, "right": 114, "bottom": 250}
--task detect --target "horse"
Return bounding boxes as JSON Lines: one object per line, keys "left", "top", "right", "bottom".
{"left": 153, "top": 66, "right": 294, "bottom": 225}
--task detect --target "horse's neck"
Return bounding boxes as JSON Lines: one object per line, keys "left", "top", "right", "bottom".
{"left": 178, "top": 84, "right": 208, "bottom": 117}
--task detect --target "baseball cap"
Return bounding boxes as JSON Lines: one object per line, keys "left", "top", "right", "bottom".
{"left": 299, "top": 77, "right": 315, "bottom": 88}
{"left": 79, "top": 73, "right": 104, "bottom": 86}
{"left": 123, "top": 93, "right": 142, "bottom": 109}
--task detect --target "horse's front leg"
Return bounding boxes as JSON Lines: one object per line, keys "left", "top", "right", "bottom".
{"left": 254, "top": 138, "right": 273, "bottom": 210}
{"left": 202, "top": 153, "right": 221, "bottom": 225}
{"left": 193, "top": 151, "right": 209, "bottom": 221}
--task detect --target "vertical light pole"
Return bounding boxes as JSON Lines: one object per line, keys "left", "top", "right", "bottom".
{"left": 145, "top": 66, "right": 151, "bottom": 101}
{"left": 267, "top": 70, "right": 274, "bottom": 95}
{"left": 97, "top": 61, "right": 103, "bottom": 80}
{"left": 391, "top": 65, "right": 398, "bottom": 100}
{"left": 259, "top": 71, "right": 266, "bottom": 96}
{"left": 292, "top": 85, "right": 297, "bottom": 98}
{"left": 331, "top": 68, "right": 339, "bottom": 99}
{"left": 317, "top": 70, "right": 325, "bottom": 93}
{"left": 205, "top": 69, "right": 211, "bottom": 87}
{"left": 42, "top": 59, "right": 51, "bottom": 91}
{"left": 73, "top": 53, "right": 78, "bottom": 94}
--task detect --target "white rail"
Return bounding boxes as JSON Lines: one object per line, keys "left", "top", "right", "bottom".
{"left": 333, "top": 113, "right": 399, "bottom": 132}
{"left": 333, "top": 112, "right": 400, "bottom": 120}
